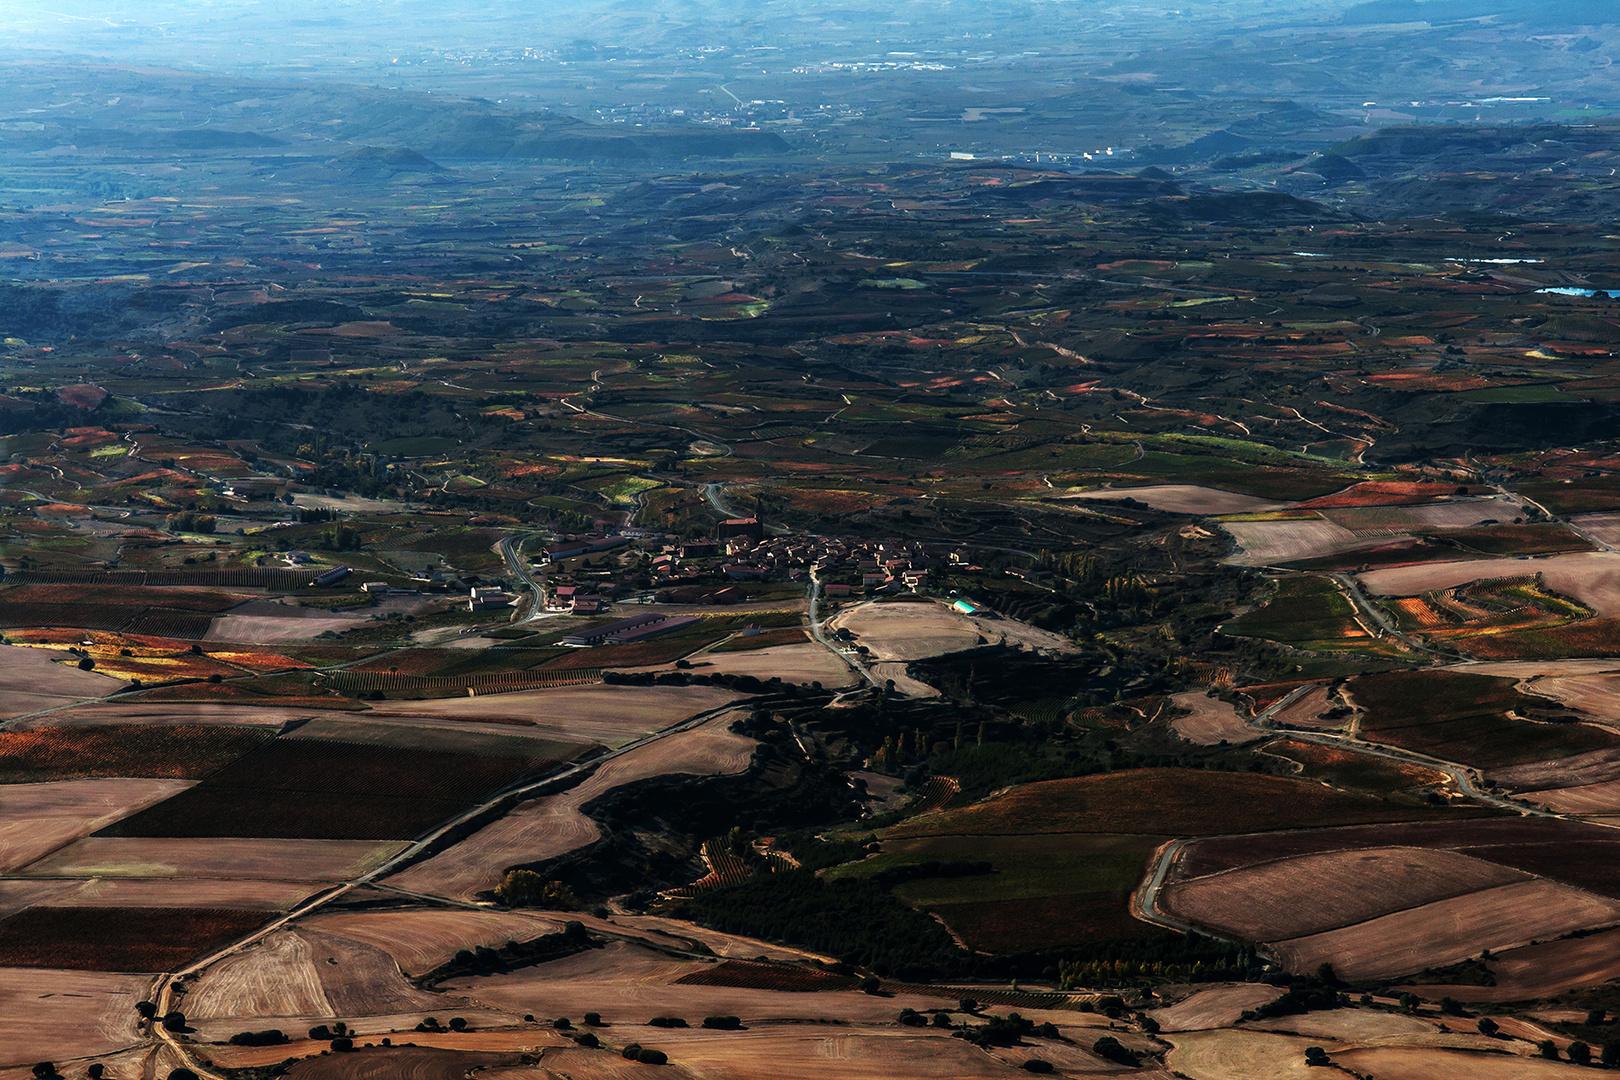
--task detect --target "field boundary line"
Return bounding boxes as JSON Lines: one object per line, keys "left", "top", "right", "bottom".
{"left": 146, "top": 695, "right": 757, "bottom": 1078}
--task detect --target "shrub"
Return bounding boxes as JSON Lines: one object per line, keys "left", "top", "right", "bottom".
{"left": 1570, "top": 1042, "right": 1592, "bottom": 1065}
{"left": 1539, "top": 1039, "right": 1559, "bottom": 1060}
{"left": 575, "top": 1032, "right": 600, "bottom": 1049}
{"left": 167, "top": 1071, "right": 197, "bottom": 1080}
{"left": 229, "top": 1030, "right": 289, "bottom": 1046}
{"left": 647, "top": 1016, "right": 687, "bottom": 1028}
{"left": 1021, "top": 1062, "right": 1054, "bottom": 1074}
{"left": 1477, "top": 1017, "right": 1499, "bottom": 1037}
{"left": 161, "top": 1011, "right": 186, "bottom": 1032}
{"left": 553, "top": 1017, "right": 573, "bottom": 1030}
{"left": 331, "top": 1037, "right": 353, "bottom": 1052}
{"left": 1092, "top": 1037, "right": 1139, "bottom": 1067}
{"left": 621, "top": 1044, "right": 642, "bottom": 1060}
{"left": 584, "top": 1012, "right": 603, "bottom": 1026}
{"left": 31, "top": 1065, "right": 56, "bottom": 1080}
{"left": 1304, "top": 1047, "right": 1331, "bottom": 1067}
{"left": 636, "top": 1048, "right": 668, "bottom": 1065}
{"left": 701, "top": 1016, "right": 742, "bottom": 1030}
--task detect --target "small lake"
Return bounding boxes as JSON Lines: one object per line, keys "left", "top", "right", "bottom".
{"left": 1537, "top": 287, "right": 1617, "bottom": 298}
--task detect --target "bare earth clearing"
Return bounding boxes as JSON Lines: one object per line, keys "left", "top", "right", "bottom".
{"left": 1168, "top": 692, "right": 1258, "bottom": 745}
{"left": 0, "top": 967, "right": 153, "bottom": 1067}
{"left": 826, "top": 601, "right": 986, "bottom": 661}
{"left": 1149, "top": 985, "right": 1284, "bottom": 1032}
{"left": 373, "top": 685, "right": 740, "bottom": 748}
{"left": 1269, "top": 685, "right": 1343, "bottom": 729}
{"left": 0, "top": 643, "right": 122, "bottom": 720}
{"left": 16, "top": 837, "right": 406, "bottom": 880}
{"left": 1161, "top": 846, "right": 1529, "bottom": 942}
{"left": 1065, "top": 484, "right": 1284, "bottom": 515}
{"left": 624, "top": 642, "right": 855, "bottom": 687}
{"left": 388, "top": 713, "right": 756, "bottom": 901}
{"left": 0, "top": 779, "right": 193, "bottom": 873}
{"left": 1360, "top": 551, "right": 1620, "bottom": 615}
{"left": 1270, "top": 879, "right": 1620, "bottom": 980}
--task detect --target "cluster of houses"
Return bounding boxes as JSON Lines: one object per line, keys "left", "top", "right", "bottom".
{"left": 539, "top": 518, "right": 973, "bottom": 617}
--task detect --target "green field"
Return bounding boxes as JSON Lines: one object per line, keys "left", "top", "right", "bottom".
{"left": 1222, "top": 575, "right": 1403, "bottom": 655}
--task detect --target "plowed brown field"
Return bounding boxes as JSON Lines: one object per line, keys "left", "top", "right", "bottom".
{"left": 1270, "top": 879, "right": 1620, "bottom": 980}
{"left": 0, "top": 778, "right": 193, "bottom": 873}
{"left": 0, "top": 643, "right": 121, "bottom": 719}
{"left": 299, "top": 908, "right": 567, "bottom": 974}
{"left": 388, "top": 713, "right": 755, "bottom": 901}
{"left": 1161, "top": 846, "right": 1528, "bottom": 942}
{"left": 16, "top": 837, "right": 405, "bottom": 880}
{"left": 1524, "top": 777, "right": 1620, "bottom": 814}
{"left": 373, "top": 684, "right": 741, "bottom": 748}
{"left": 1400, "top": 924, "right": 1620, "bottom": 1002}
{"left": 0, "top": 968, "right": 154, "bottom": 1067}
{"left": 1331, "top": 1046, "right": 1597, "bottom": 1080}
{"left": 1149, "top": 985, "right": 1284, "bottom": 1032}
